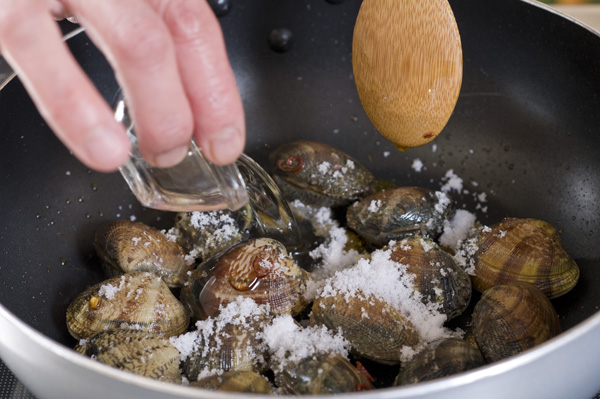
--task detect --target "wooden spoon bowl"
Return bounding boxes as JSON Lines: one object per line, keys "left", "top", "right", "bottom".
{"left": 352, "top": 0, "right": 462, "bottom": 150}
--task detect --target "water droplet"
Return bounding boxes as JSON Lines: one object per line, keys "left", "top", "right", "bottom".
{"left": 66, "top": 199, "right": 71, "bottom": 204}
{"left": 207, "top": 0, "right": 232, "bottom": 17}
{"left": 91, "top": 184, "right": 98, "bottom": 191}
{"left": 85, "top": 213, "right": 92, "bottom": 219}
{"left": 59, "top": 257, "right": 67, "bottom": 266}
{"left": 78, "top": 196, "right": 84, "bottom": 203}
{"left": 268, "top": 28, "right": 294, "bottom": 52}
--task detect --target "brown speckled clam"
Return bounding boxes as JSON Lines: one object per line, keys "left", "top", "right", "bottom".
{"left": 471, "top": 218, "right": 579, "bottom": 298}
{"left": 472, "top": 282, "right": 561, "bottom": 363}
{"left": 75, "top": 330, "right": 181, "bottom": 383}
{"left": 94, "top": 220, "right": 191, "bottom": 288}
{"left": 66, "top": 271, "right": 189, "bottom": 339}
{"left": 394, "top": 338, "right": 486, "bottom": 386}
{"left": 180, "top": 238, "right": 312, "bottom": 321}
{"left": 269, "top": 140, "right": 376, "bottom": 207}
{"left": 191, "top": 370, "right": 273, "bottom": 393}
{"left": 347, "top": 187, "right": 455, "bottom": 247}
{"left": 274, "top": 352, "right": 374, "bottom": 394}
{"left": 388, "top": 236, "right": 471, "bottom": 319}
{"left": 310, "top": 294, "right": 420, "bottom": 364}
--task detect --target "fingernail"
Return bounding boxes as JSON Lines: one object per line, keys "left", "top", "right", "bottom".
{"left": 85, "top": 126, "right": 129, "bottom": 169}
{"left": 206, "top": 126, "right": 243, "bottom": 165}
{"left": 154, "top": 145, "right": 189, "bottom": 168}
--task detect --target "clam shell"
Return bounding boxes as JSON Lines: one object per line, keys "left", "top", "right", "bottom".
{"left": 180, "top": 238, "right": 312, "bottom": 321}
{"left": 270, "top": 140, "right": 376, "bottom": 207}
{"left": 394, "top": 338, "right": 485, "bottom": 386}
{"left": 471, "top": 218, "right": 579, "bottom": 298}
{"left": 172, "top": 210, "right": 248, "bottom": 261}
{"left": 75, "top": 330, "right": 181, "bottom": 383}
{"left": 94, "top": 220, "right": 191, "bottom": 288}
{"left": 347, "top": 187, "right": 455, "bottom": 247}
{"left": 191, "top": 370, "right": 273, "bottom": 393}
{"left": 182, "top": 317, "right": 268, "bottom": 380}
{"left": 310, "top": 294, "right": 419, "bottom": 364}
{"left": 388, "top": 236, "right": 471, "bottom": 319}
{"left": 274, "top": 352, "right": 373, "bottom": 394}
{"left": 472, "top": 282, "right": 561, "bottom": 363}
{"left": 66, "top": 271, "right": 190, "bottom": 339}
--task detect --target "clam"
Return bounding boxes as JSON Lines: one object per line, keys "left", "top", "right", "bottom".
{"left": 347, "top": 187, "right": 455, "bottom": 247}
{"left": 180, "top": 238, "right": 312, "bottom": 321}
{"left": 269, "top": 140, "right": 376, "bottom": 207}
{"left": 470, "top": 218, "right": 579, "bottom": 298}
{"left": 274, "top": 352, "right": 374, "bottom": 394}
{"left": 94, "top": 220, "right": 191, "bottom": 287}
{"left": 66, "top": 271, "right": 190, "bottom": 339}
{"left": 394, "top": 338, "right": 486, "bottom": 386}
{"left": 472, "top": 282, "right": 561, "bottom": 363}
{"left": 190, "top": 370, "right": 273, "bottom": 393}
{"left": 310, "top": 293, "right": 420, "bottom": 364}
{"left": 75, "top": 330, "right": 181, "bottom": 383}
{"left": 178, "top": 299, "right": 270, "bottom": 381}
{"left": 171, "top": 210, "right": 249, "bottom": 262}
{"left": 388, "top": 236, "right": 471, "bottom": 319}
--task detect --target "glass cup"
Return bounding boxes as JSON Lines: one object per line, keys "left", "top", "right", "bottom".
{"left": 113, "top": 93, "right": 249, "bottom": 212}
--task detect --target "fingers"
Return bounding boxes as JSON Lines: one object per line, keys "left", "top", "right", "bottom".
{"left": 64, "top": 0, "right": 195, "bottom": 167}
{"left": 155, "top": 0, "right": 245, "bottom": 165}
{"left": 0, "top": 0, "right": 131, "bottom": 172}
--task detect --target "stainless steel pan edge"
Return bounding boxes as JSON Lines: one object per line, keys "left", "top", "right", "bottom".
{"left": 2, "top": 301, "right": 600, "bottom": 399}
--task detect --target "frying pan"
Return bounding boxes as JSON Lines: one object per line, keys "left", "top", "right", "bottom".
{"left": 1, "top": 0, "right": 600, "bottom": 398}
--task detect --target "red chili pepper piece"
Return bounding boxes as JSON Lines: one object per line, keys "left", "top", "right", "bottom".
{"left": 355, "top": 383, "right": 372, "bottom": 391}
{"left": 355, "top": 361, "right": 375, "bottom": 382}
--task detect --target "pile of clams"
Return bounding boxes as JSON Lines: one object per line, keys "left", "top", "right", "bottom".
{"left": 65, "top": 140, "right": 580, "bottom": 394}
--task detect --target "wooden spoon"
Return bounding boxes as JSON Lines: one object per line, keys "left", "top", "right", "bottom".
{"left": 352, "top": 0, "right": 462, "bottom": 150}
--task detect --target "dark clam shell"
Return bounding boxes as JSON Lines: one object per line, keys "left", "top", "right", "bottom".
{"left": 388, "top": 236, "right": 471, "bottom": 319}
{"left": 270, "top": 140, "right": 376, "bottom": 207}
{"left": 471, "top": 218, "right": 579, "bottom": 298}
{"left": 472, "top": 282, "right": 561, "bottom": 363}
{"left": 347, "top": 187, "right": 455, "bottom": 247}
{"left": 394, "top": 338, "right": 486, "bottom": 386}
{"left": 274, "top": 352, "right": 373, "bottom": 394}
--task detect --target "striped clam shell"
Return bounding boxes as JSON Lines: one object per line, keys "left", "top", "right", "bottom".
{"left": 310, "top": 294, "right": 420, "bottom": 364}
{"left": 394, "top": 338, "right": 485, "bottom": 386}
{"left": 75, "top": 330, "right": 181, "bottom": 383}
{"left": 94, "top": 220, "right": 191, "bottom": 288}
{"left": 388, "top": 236, "right": 471, "bottom": 319}
{"left": 471, "top": 218, "right": 579, "bottom": 298}
{"left": 66, "top": 271, "right": 190, "bottom": 339}
{"left": 191, "top": 370, "right": 273, "bottom": 394}
{"left": 274, "top": 352, "right": 374, "bottom": 395}
{"left": 347, "top": 187, "right": 455, "bottom": 248}
{"left": 180, "top": 238, "right": 312, "bottom": 321}
{"left": 472, "top": 282, "right": 561, "bottom": 363}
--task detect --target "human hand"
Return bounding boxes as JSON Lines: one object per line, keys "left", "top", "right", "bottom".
{"left": 0, "top": 0, "right": 245, "bottom": 172}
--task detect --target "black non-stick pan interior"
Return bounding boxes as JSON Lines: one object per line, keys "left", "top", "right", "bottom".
{"left": 1, "top": 0, "right": 600, "bottom": 364}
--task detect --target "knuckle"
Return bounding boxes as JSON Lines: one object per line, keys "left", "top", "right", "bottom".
{"left": 162, "top": 0, "right": 218, "bottom": 43}
{"left": 141, "top": 114, "right": 193, "bottom": 149}
{"left": 110, "top": 18, "right": 173, "bottom": 69}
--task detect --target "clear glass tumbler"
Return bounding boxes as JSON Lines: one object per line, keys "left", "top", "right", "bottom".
{"left": 114, "top": 94, "right": 249, "bottom": 212}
